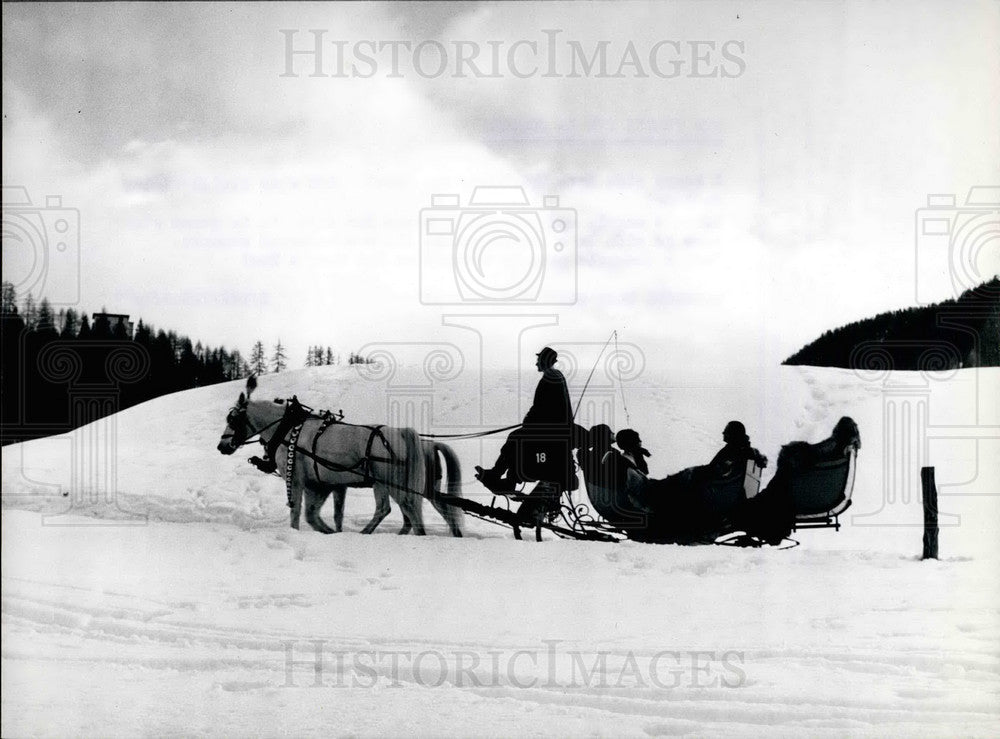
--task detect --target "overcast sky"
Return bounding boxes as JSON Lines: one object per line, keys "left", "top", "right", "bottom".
{"left": 3, "top": 1, "right": 998, "bottom": 373}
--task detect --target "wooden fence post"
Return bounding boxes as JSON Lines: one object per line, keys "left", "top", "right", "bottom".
{"left": 921, "top": 466, "right": 939, "bottom": 560}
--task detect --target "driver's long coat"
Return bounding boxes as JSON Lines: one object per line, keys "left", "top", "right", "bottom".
{"left": 522, "top": 368, "right": 572, "bottom": 428}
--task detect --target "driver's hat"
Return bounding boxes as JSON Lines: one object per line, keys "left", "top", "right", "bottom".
{"left": 536, "top": 346, "right": 558, "bottom": 365}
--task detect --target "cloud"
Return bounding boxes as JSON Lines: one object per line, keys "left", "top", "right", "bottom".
{"left": 3, "top": 1, "right": 998, "bottom": 371}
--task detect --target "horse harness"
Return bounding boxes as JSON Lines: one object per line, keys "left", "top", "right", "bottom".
{"left": 249, "top": 398, "right": 403, "bottom": 509}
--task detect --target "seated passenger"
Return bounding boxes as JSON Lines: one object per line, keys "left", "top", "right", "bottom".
{"left": 573, "top": 425, "right": 649, "bottom": 516}
{"left": 739, "top": 416, "right": 861, "bottom": 545}
{"left": 777, "top": 416, "right": 860, "bottom": 472}
{"left": 706, "top": 421, "right": 768, "bottom": 479}
{"left": 615, "top": 428, "right": 651, "bottom": 475}
{"left": 646, "top": 420, "right": 766, "bottom": 493}
{"left": 577, "top": 424, "right": 627, "bottom": 491}
{"left": 618, "top": 420, "right": 765, "bottom": 529}
{"left": 577, "top": 424, "right": 642, "bottom": 521}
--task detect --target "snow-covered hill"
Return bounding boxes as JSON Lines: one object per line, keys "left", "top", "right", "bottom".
{"left": 3, "top": 364, "right": 999, "bottom": 737}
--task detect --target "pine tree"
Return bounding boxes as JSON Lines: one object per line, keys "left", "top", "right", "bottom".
{"left": 1, "top": 282, "right": 17, "bottom": 316}
{"left": 272, "top": 340, "right": 287, "bottom": 373}
{"left": 305, "top": 346, "right": 314, "bottom": 367}
{"left": 77, "top": 314, "right": 92, "bottom": 339}
{"left": 36, "top": 298, "right": 56, "bottom": 335}
{"left": 133, "top": 318, "right": 150, "bottom": 344}
{"left": 178, "top": 338, "right": 200, "bottom": 386}
{"left": 61, "top": 308, "right": 79, "bottom": 338}
{"left": 325, "top": 347, "right": 334, "bottom": 365}
{"left": 92, "top": 311, "right": 112, "bottom": 340}
{"left": 250, "top": 341, "right": 267, "bottom": 375}
{"left": 112, "top": 320, "right": 129, "bottom": 341}
{"left": 229, "top": 350, "right": 247, "bottom": 379}
{"left": 22, "top": 293, "right": 37, "bottom": 329}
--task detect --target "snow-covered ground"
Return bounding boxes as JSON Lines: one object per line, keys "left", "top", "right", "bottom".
{"left": 3, "top": 363, "right": 999, "bottom": 737}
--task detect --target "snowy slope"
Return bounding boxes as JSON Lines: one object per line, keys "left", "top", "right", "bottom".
{"left": 3, "top": 364, "right": 999, "bottom": 737}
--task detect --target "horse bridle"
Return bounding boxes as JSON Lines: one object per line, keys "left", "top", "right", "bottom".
{"left": 221, "top": 402, "right": 281, "bottom": 449}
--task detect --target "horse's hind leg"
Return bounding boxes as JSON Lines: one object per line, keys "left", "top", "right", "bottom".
{"left": 331, "top": 486, "right": 346, "bottom": 533}
{"left": 398, "top": 495, "right": 426, "bottom": 536}
{"left": 360, "top": 485, "right": 392, "bottom": 534}
{"left": 304, "top": 486, "right": 336, "bottom": 534}
{"left": 427, "top": 471, "right": 462, "bottom": 537}
{"left": 432, "top": 499, "right": 463, "bottom": 537}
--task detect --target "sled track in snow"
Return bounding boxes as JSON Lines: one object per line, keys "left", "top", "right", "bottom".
{"left": 5, "top": 575, "right": 998, "bottom": 737}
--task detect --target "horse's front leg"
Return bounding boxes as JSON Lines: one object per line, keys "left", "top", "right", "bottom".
{"left": 305, "top": 486, "right": 336, "bottom": 534}
{"left": 332, "top": 486, "right": 346, "bottom": 533}
{"left": 288, "top": 465, "right": 306, "bottom": 530}
{"left": 289, "top": 485, "right": 303, "bottom": 530}
{"left": 360, "top": 484, "right": 392, "bottom": 534}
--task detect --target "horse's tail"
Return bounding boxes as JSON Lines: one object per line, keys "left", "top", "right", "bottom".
{"left": 433, "top": 441, "right": 464, "bottom": 534}
{"left": 398, "top": 427, "right": 426, "bottom": 507}
{"left": 422, "top": 443, "right": 439, "bottom": 498}
{"left": 436, "top": 442, "right": 463, "bottom": 499}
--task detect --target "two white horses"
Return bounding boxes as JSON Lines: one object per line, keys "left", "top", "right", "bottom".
{"left": 217, "top": 376, "right": 463, "bottom": 536}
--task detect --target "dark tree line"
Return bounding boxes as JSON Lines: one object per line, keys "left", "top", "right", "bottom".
{"left": 2, "top": 279, "right": 387, "bottom": 445}
{"left": 784, "top": 278, "right": 1000, "bottom": 370}
{"left": 305, "top": 345, "right": 340, "bottom": 367}
{"left": 304, "top": 346, "right": 374, "bottom": 367}
{"left": 348, "top": 352, "right": 376, "bottom": 365}
{"left": 1, "top": 282, "right": 250, "bottom": 446}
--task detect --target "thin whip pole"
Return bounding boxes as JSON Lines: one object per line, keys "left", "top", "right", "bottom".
{"left": 572, "top": 330, "right": 616, "bottom": 421}
{"left": 614, "top": 330, "right": 631, "bottom": 426}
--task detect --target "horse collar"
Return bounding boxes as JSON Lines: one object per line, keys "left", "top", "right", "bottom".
{"left": 284, "top": 422, "right": 305, "bottom": 509}
{"left": 249, "top": 399, "right": 312, "bottom": 474}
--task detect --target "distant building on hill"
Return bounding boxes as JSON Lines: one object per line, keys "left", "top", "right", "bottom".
{"left": 92, "top": 312, "right": 134, "bottom": 339}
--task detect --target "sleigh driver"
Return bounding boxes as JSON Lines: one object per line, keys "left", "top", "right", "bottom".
{"left": 475, "top": 346, "right": 578, "bottom": 493}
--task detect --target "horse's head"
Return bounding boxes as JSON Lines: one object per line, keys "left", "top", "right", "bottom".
{"left": 217, "top": 375, "right": 259, "bottom": 455}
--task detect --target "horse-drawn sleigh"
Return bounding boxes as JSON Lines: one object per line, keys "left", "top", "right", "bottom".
{"left": 217, "top": 376, "right": 859, "bottom": 546}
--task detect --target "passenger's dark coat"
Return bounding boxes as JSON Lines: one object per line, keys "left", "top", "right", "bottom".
{"left": 707, "top": 441, "right": 767, "bottom": 479}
